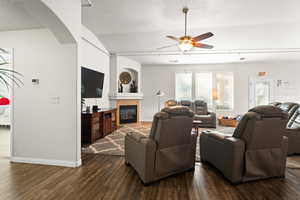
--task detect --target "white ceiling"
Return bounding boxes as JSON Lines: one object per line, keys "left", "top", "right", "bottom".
{"left": 82, "top": 0, "right": 300, "bottom": 65}
{"left": 83, "top": 0, "right": 300, "bottom": 35}
{"left": 0, "top": 0, "right": 42, "bottom": 31}
{"left": 1, "top": 0, "right": 300, "bottom": 65}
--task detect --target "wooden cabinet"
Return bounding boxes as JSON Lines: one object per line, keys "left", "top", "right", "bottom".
{"left": 82, "top": 108, "right": 117, "bottom": 144}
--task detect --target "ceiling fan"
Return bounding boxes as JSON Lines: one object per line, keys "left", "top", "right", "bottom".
{"left": 158, "top": 7, "right": 214, "bottom": 51}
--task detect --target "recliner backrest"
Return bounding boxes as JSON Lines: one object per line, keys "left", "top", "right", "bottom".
{"left": 277, "top": 102, "right": 298, "bottom": 119}
{"left": 194, "top": 100, "right": 208, "bottom": 115}
{"left": 269, "top": 102, "right": 281, "bottom": 106}
{"left": 150, "top": 106, "right": 194, "bottom": 149}
{"left": 233, "top": 105, "right": 288, "bottom": 150}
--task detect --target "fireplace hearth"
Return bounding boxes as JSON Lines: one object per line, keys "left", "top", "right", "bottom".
{"left": 119, "top": 105, "right": 137, "bottom": 124}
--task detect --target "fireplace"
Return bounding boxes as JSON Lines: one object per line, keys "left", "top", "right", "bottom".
{"left": 119, "top": 105, "right": 138, "bottom": 124}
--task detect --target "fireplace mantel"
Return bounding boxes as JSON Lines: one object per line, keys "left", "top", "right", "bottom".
{"left": 109, "top": 92, "right": 143, "bottom": 100}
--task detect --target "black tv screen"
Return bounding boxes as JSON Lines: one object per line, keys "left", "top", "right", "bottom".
{"left": 81, "top": 67, "right": 104, "bottom": 98}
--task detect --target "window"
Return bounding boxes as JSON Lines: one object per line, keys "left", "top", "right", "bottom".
{"left": 175, "top": 72, "right": 192, "bottom": 100}
{"left": 195, "top": 73, "right": 213, "bottom": 107}
{"left": 175, "top": 71, "right": 234, "bottom": 111}
{"left": 215, "top": 72, "right": 234, "bottom": 110}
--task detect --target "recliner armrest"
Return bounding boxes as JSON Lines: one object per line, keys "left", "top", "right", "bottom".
{"left": 207, "top": 111, "right": 216, "bottom": 116}
{"left": 200, "top": 132, "right": 245, "bottom": 183}
{"left": 125, "top": 132, "right": 156, "bottom": 183}
{"left": 286, "top": 127, "right": 300, "bottom": 133}
{"left": 201, "top": 130, "right": 232, "bottom": 140}
{"left": 126, "top": 131, "right": 149, "bottom": 142}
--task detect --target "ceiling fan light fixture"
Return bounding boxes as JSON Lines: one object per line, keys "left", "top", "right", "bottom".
{"left": 179, "top": 40, "right": 193, "bottom": 51}
{"left": 159, "top": 7, "right": 214, "bottom": 51}
{"left": 179, "top": 43, "right": 193, "bottom": 51}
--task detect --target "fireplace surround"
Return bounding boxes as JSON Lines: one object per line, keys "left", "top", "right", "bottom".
{"left": 119, "top": 105, "right": 137, "bottom": 124}
{"left": 114, "top": 99, "right": 141, "bottom": 126}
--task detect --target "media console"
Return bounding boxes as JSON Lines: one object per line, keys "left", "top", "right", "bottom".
{"left": 81, "top": 108, "right": 117, "bottom": 144}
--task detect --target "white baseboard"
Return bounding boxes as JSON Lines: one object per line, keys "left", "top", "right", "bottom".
{"left": 11, "top": 156, "right": 82, "bottom": 168}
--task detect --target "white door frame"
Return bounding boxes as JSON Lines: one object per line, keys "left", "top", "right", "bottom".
{"left": 0, "top": 47, "right": 14, "bottom": 158}
{"left": 10, "top": 48, "right": 14, "bottom": 158}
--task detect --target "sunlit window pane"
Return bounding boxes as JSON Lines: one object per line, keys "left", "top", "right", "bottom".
{"left": 175, "top": 73, "right": 192, "bottom": 101}
{"left": 195, "top": 73, "right": 212, "bottom": 107}
{"left": 216, "top": 72, "right": 234, "bottom": 110}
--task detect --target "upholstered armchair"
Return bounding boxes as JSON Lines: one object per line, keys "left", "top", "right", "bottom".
{"left": 200, "top": 105, "right": 288, "bottom": 183}
{"left": 125, "top": 106, "right": 197, "bottom": 184}
{"left": 193, "top": 100, "right": 216, "bottom": 128}
{"left": 164, "top": 99, "right": 178, "bottom": 107}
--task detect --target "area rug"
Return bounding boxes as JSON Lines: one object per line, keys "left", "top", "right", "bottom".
{"left": 81, "top": 124, "right": 300, "bottom": 169}
{"left": 81, "top": 123, "right": 233, "bottom": 161}
{"left": 287, "top": 157, "right": 300, "bottom": 169}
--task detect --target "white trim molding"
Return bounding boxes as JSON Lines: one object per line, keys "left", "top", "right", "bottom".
{"left": 109, "top": 92, "right": 144, "bottom": 100}
{"left": 116, "top": 48, "right": 300, "bottom": 57}
{"left": 11, "top": 157, "right": 82, "bottom": 168}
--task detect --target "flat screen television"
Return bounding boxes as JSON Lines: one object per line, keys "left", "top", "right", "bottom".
{"left": 81, "top": 67, "right": 104, "bottom": 98}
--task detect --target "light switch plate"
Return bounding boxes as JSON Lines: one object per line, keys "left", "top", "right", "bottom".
{"left": 32, "top": 79, "right": 39, "bottom": 85}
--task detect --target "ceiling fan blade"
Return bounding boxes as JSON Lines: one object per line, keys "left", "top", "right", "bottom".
{"left": 166, "top": 35, "right": 179, "bottom": 41}
{"left": 194, "top": 43, "right": 214, "bottom": 49}
{"left": 193, "top": 32, "right": 214, "bottom": 42}
{"left": 157, "top": 44, "right": 178, "bottom": 50}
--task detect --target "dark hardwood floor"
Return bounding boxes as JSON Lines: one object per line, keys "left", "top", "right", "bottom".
{"left": 0, "top": 154, "right": 300, "bottom": 200}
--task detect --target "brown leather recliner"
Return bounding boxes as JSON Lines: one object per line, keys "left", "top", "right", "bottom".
{"left": 285, "top": 107, "right": 300, "bottom": 155}
{"left": 125, "top": 106, "right": 197, "bottom": 184}
{"left": 200, "top": 105, "right": 288, "bottom": 184}
{"left": 193, "top": 100, "right": 216, "bottom": 128}
{"left": 271, "top": 102, "right": 300, "bottom": 155}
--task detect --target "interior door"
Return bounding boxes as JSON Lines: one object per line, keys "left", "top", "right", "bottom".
{"left": 249, "top": 78, "right": 274, "bottom": 109}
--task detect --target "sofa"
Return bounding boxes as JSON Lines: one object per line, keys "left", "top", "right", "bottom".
{"left": 125, "top": 106, "right": 197, "bottom": 184}
{"left": 164, "top": 99, "right": 216, "bottom": 128}
{"left": 271, "top": 102, "right": 300, "bottom": 155}
{"left": 200, "top": 105, "right": 288, "bottom": 183}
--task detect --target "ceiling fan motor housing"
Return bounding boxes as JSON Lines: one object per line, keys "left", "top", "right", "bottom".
{"left": 182, "top": 7, "right": 189, "bottom": 14}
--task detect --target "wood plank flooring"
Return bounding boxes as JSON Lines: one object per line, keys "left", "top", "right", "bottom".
{"left": 0, "top": 154, "right": 300, "bottom": 200}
